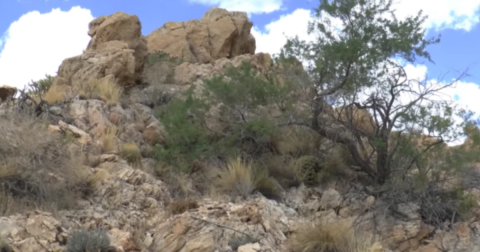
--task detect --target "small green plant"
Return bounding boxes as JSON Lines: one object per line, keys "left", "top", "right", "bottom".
{"left": 28, "top": 74, "right": 55, "bottom": 95}
{"left": 120, "top": 143, "right": 142, "bottom": 165}
{"left": 65, "top": 229, "right": 112, "bottom": 252}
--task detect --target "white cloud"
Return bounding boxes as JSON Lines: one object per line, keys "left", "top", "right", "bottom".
{"left": 253, "top": 0, "right": 480, "bottom": 57}
{"left": 0, "top": 6, "right": 94, "bottom": 89}
{"left": 188, "top": 0, "right": 284, "bottom": 14}
{"left": 391, "top": 0, "right": 480, "bottom": 32}
{"left": 252, "top": 9, "right": 315, "bottom": 56}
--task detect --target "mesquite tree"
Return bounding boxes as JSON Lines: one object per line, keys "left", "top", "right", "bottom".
{"left": 281, "top": 0, "right": 474, "bottom": 184}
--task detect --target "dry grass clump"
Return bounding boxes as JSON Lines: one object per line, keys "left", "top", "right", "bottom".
{"left": 120, "top": 143, "right": 142, "bottom": 166}
{"left": 270, "top": 126, "right": 322, "bottom": 156}
{"left": 169, "top": 198, "right": 199, "bottom": 215}
{"left": 43, "top": 84, "right": 66, "bottom": 104}
{"left": 262, "top": 155, "right": 303, "bottom": 188}
{"left": 78, "top": 77, "right": 123, "bottom": 105}
{"left": 210, "top": 157, "right": 282, "bottom": 199}
{"left": 0, "top": 112, "right": 89, "bottom": 215}
{"left": 101, "top": 126, "right": 119, "bottom": 153}
{"left": 210, "top": 157, "right": 255, "bottom": 198}
{"left": 290, "top": 220, "right": 375, "bottom": 252}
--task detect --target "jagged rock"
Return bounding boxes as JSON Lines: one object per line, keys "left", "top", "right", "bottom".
{"left": 0, "top": 85, "right": 17, "bottom": 103}
{"left": 238, "top": 243, "right": 261, "bottom": 252}
{"left": 65, "top": 100, "right": 112, "bottom": 139}
{"left": 49, "top": 11, "right": 147, "bottom": 98}
{"left": 319, "top": 188, "right": 343, "bottom": 210}
{"left": 109, "top": 228, "right": 138, "bottom": 251}
{"left": 150, "top": 197, "right": 296, "bottom": 252}
{"left": 146, "top": 7, "right": 255, "bottom": 64}
{"left": 87, "top": 12, "right": 148, "bottom": 79}
{"left": 172, "top": 52, "right": 272, "bottom": 85}
{"left": 58, "top": 120, "right": 93, "bottom": 144}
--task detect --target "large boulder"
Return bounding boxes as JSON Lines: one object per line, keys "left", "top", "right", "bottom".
{"left": 0, "top": 85, "right": 17, "bottom": 103}
{"left": 86, "top": 11, "right": 148, "bottom": 78}
{"left": 146, "top": 7, "right": 256, "bottom": 64}
{"left": 48, "top": 12, "right": 148, "bottom": 99}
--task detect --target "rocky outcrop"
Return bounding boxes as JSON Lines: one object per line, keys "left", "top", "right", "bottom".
{"left": 172, "top": 52, "right": 272, "bottom": 85}
{"left": 48, "top": 12, "right": 148, "bottom": 99}
{"left": 0, "top": 85, "right": 17, "bottom": 103}
{"left": 146, "top": 7, "right": 256, "bottom": 64}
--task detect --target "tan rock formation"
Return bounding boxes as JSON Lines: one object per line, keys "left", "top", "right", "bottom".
{"left": 146, "top": 7, "right": 256, "bottom": 64}
{"left": 48, "top": 11, "right": 148, "bottom": 101}
{"left": 172, "top": 52, "right": 272, "bottom": 85}
{"left": 0, "top": 85, "right": 17, "bottom": 103}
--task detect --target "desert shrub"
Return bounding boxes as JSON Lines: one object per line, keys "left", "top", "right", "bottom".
{"left": 78, "top": 77, "right": 123, "bottom": 105}
{"left": 290, "top": 220, "right": 374, "bottom": 252}
{"left": 154, "top": 61, "right": 294, "bottom": 172}
{"left": 65, "top": 229, "right": 114, "bottom": 252}
{"left": 0, "top": 112, "right": 89, "bottom": 215}
{"left": 261, "top": 155, "right": 303, "bottom": 188}
{"left": 153, "top": 93, "right": 212, "bottom": 172}
{"left": 270, "top": 126, "right": 322, "bottom": 156}
{"left": 27, "top": 74, "right": 55, "bottom": 96}
{"left": 378, "top": 126, "right": 480, "bottom": 226}
{"left": 253, "top": 166, "right": 283, "bottom": 200}
{"left": 120, "top": 143, "right": 142, "bottom": 166}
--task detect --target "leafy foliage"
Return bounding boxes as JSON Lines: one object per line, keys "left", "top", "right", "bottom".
{"left": 281, "top": 0, "right": 478, "bottom": 183}
{"left": 27, "top": 74, "right": 55, "bottom": 96}
{"left": 154, "top": 62, "right": 293, "bottom": 172}
{"left": 276, "top": 0, "right": 480, "bottom": 226}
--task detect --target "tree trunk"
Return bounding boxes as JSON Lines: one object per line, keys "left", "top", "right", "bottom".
{"left": 376, "top": 135, "right": 390, "bottom": 184}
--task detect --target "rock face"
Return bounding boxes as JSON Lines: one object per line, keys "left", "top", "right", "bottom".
{"left": 49, "top": 11, "right": 148, "bottom": 97}
{"left": 146, "top": 7, "right": 256, "bottom": 64}
{"left": 0, "top": 85, "right": 17, "bottom": 103}
{"left": 172, "top": 52, "right": 272, "bottom": 85}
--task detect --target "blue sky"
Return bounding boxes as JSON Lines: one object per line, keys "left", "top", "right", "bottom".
{"left": 1, "top": 0, "right": 480, "bottom": 124}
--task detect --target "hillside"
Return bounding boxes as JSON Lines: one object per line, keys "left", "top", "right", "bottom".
{"left": 1, "top": 4, "right": 480, "bottom": 252}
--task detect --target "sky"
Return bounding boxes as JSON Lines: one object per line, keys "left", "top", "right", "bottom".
{"left": 0, "top": 0, "right": 480, "bottom": 139}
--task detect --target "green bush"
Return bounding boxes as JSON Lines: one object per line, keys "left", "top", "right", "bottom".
{"left": 154, "top": 61, "right": 294, "bottom": 172}
{"left": 28, "top": 74, "right": 55, "bottom": 96}
{"left": 65, "top": 229, "right": 112, "bottom": 252}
